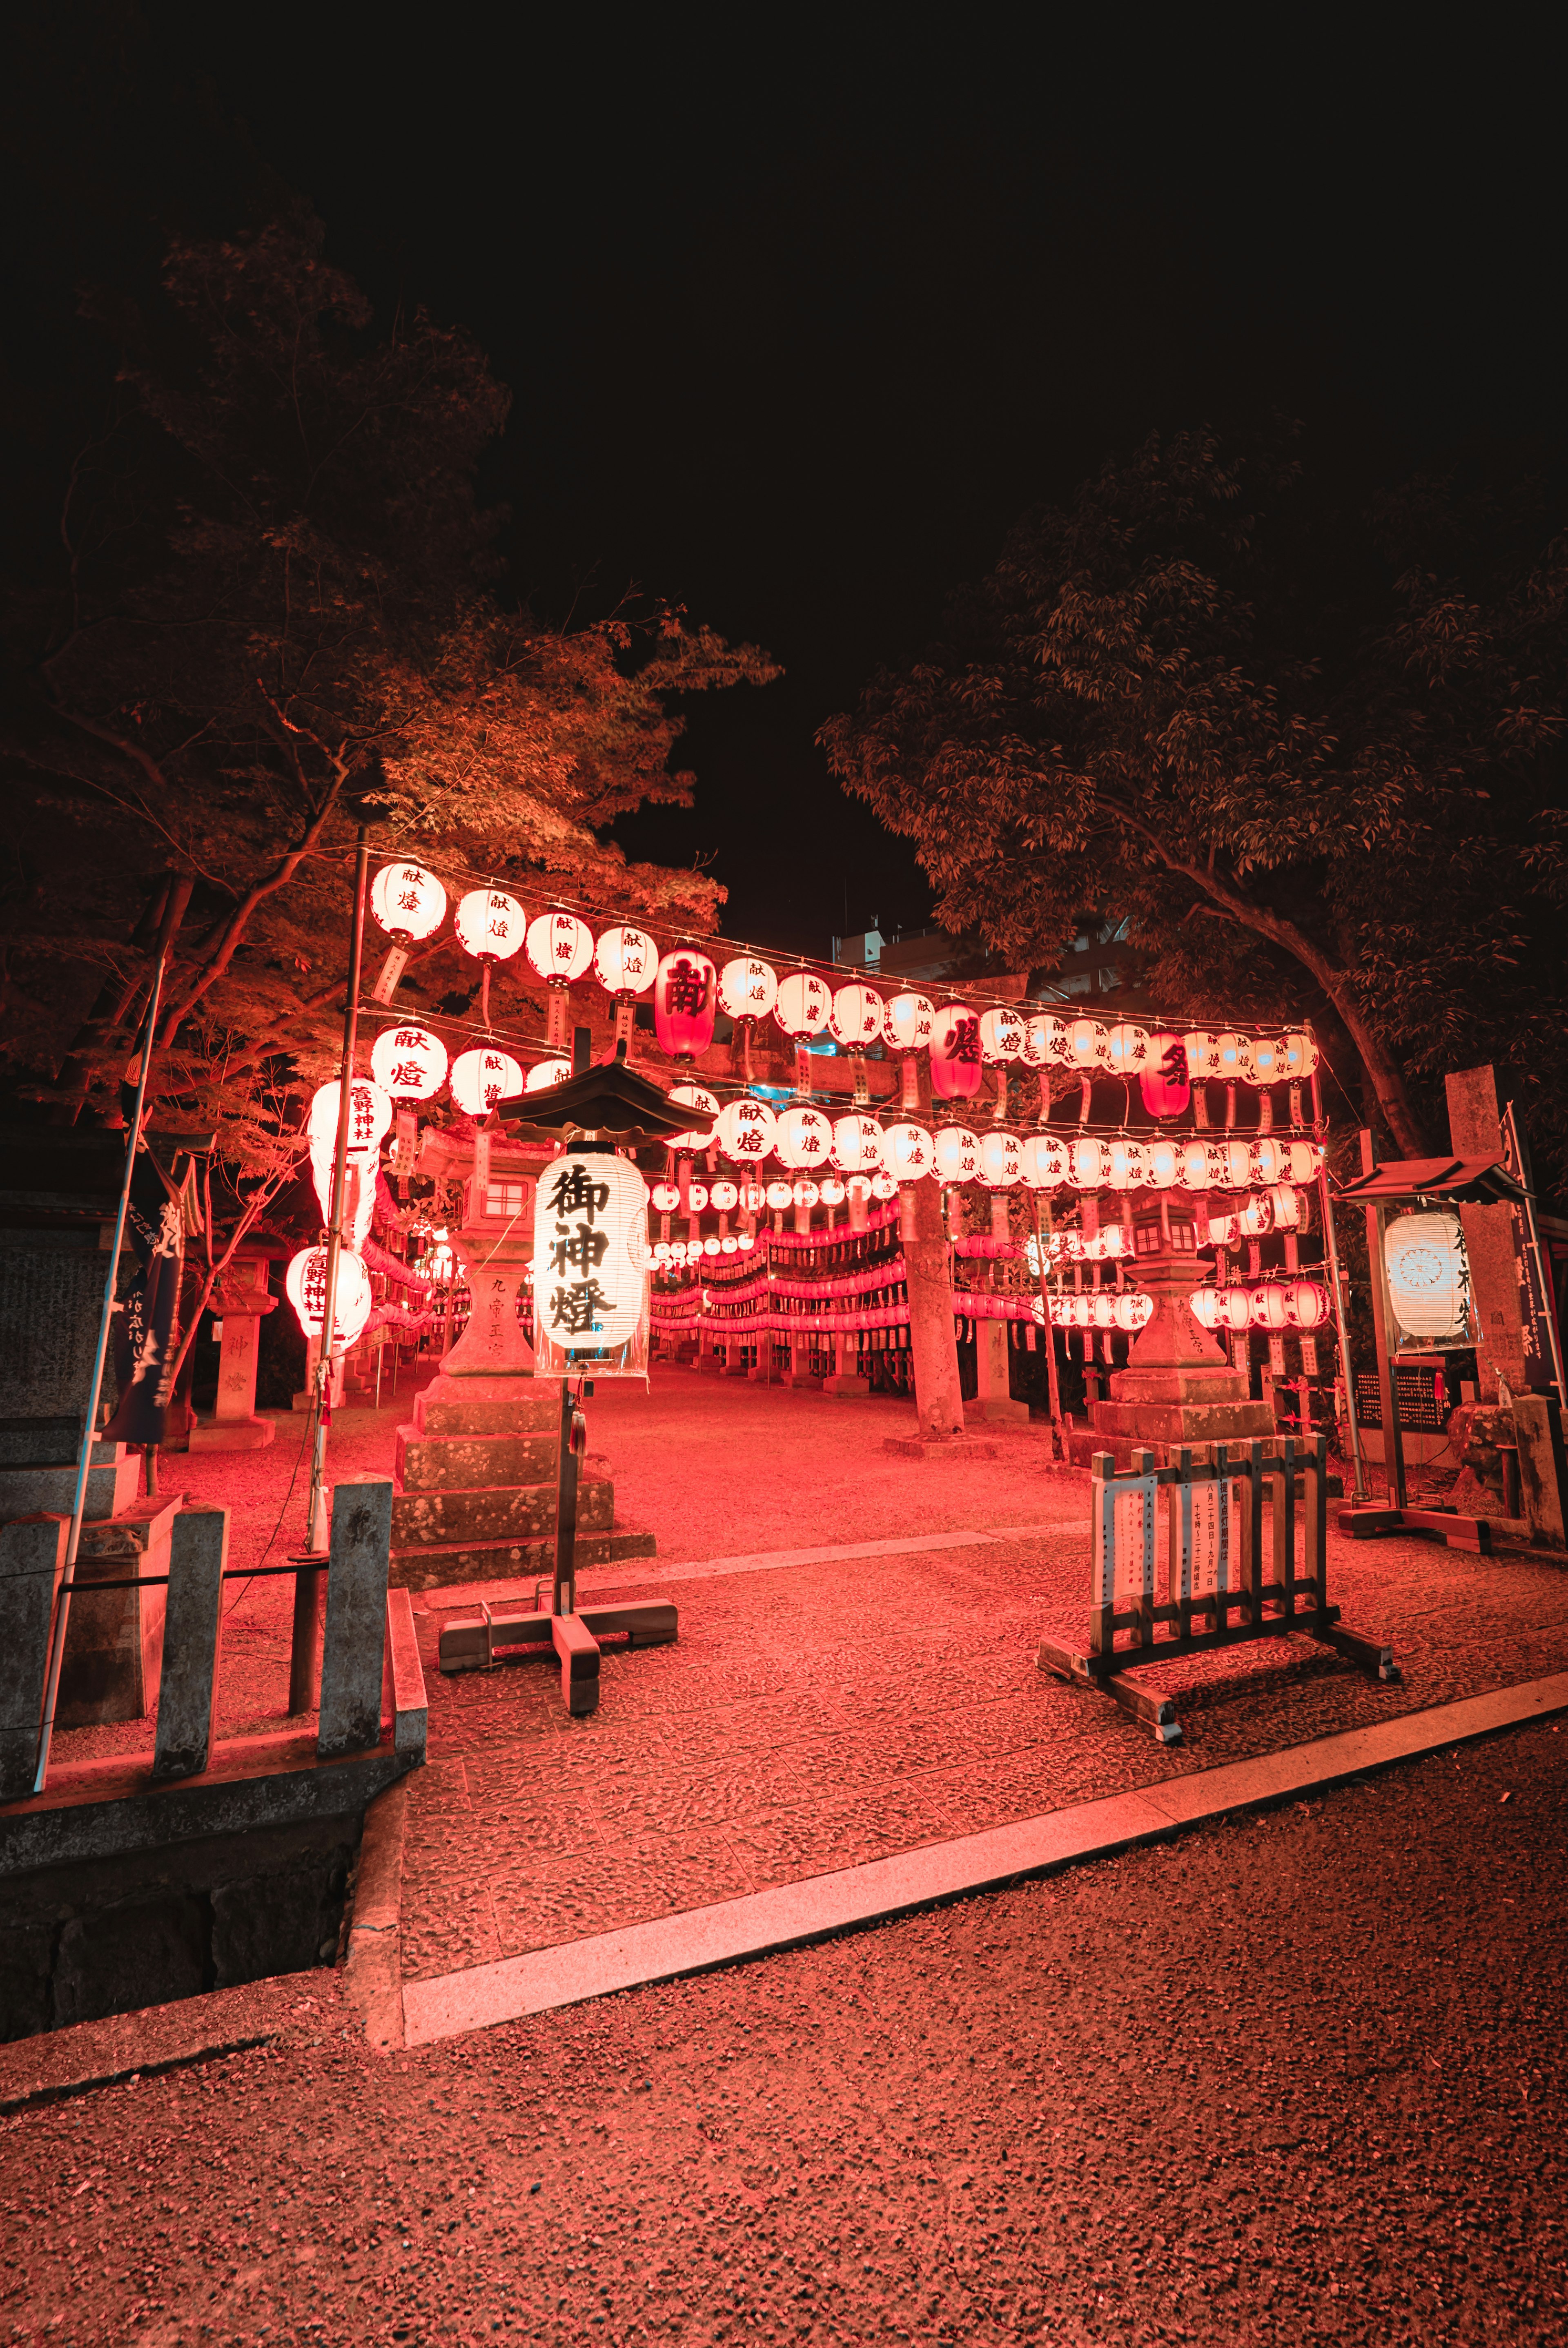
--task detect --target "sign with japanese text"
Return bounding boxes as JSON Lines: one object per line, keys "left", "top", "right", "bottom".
{"left": 532, "top": 1149, "right": 650, "bottom": 1373}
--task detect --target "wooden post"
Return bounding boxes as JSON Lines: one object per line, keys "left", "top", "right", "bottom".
{"left": 317, "top": 1474, "right": 393, "bottom": 1759}
{"left": 1360, "top": 1129, "right": 1407, "bottom": 1507}
{"left": 151, "top": 1506, "right": 228, "bottom": 1779}
{"left": 0, "top": 1516, "right": 67, "bottom": 1802}
{"left": 902, "top": 1058, "right": 964, "bottom": 1440}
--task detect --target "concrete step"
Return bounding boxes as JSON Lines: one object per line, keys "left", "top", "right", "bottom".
{"left": 388, "top": 1526, "right": 658, "bottom": 1592}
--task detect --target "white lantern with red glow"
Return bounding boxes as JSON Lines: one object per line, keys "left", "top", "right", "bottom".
{"left": 978, "top": 1007, "right": 1026, "bottom": 1063}
{"left": 1183, "top": 1030, "right": 1221, "bottom": 1081}
{"left": 1250, "top": 1285, "right": 1292, "bottom": 1331}
{"left": 455, "top": 888, "right": 526, "bottom": 964}
{"left": 1071, "top": 1136, "right": 1112, "bottom": 1189}
{"left": 1216, "top": 1138, "right": 1252, "bottom": 1191}
{"left": 307, "top": 1077, "right": 392, "bottom": 1159}
{"left": 831, "top": 1114, "right": 884, "bottom": 1173}
{"left": 1238, "top": 1193, "right": 1274, "bottom": 1238}
{"left": 686, "top": 1181, "right": 710, "bottom": 1213}
{"left": 740, "top": 1181, "right": 767, "bottom": 1213}
{"left": 882, "top": 991, "right": 935, "bottom": 1055}
{"left": 1023, "top": 1012, "right": 1071, "bottom": 1068}
{"left": 525, "top": 910, "right": 594, "bottom": 987}
{"left": 710, "top": 1180, "right": 739, "bottom": 1213}
{"left": 1091, "top": 1293, "right": 1117, "bottom": 1331}
{"left": 651, "top": 1181, "right": 680, "bottom": 1213}
{"left": 1021, "top": 1133, "right": 1069, "bottom": 1189}
{"left": 1145, "top": 1137, "right": 1180, "bottom": 1189}
{"left": 1115, "top": 1293, "right": 1154, "bottom": 1333}
{"left": 1286, "top": 1139, "right": 1322, "bottom": 1183}
{"left": 716, "top": 1096, "right": 778, "bottom": 1165}
{"left": 933, "top": 1125, "right": 982, "bottom": 1184}
{"left": 370, "top": 1023, "right": 448, "bottom": 1102}
{"left": 1107, "top": 1137, "right": 1148, "bottom": 1191}
{"left": 766, "top": 1179, "right": 793, "bottom": 1210}
{"left": 871, "top": 1173, "right": 898, "bottom": 1200}
{"left": 1140, "top": 1034, "right": 1192, "bottom": 1119}
{"left": 830, "top": 983, "right": 884, "bottom": 1049}
{"left": 1189, "top": 1289, "right": 1223, "bottom": 1331}
{"left": 667, "top": 1084, "right": 719, "bottom": 1150}
{"left": 1280, "top": 1031, "right": 1320, "bottom": 1080}
{"left": 774, "top": 970, "right": 832, "bottom": 1041}
{"left": 1106, "top": 1023, "right": 1151, "bottom": 1077}
{"left": 1285, "top": 1280, "right": 1331, "bottom": 1330}
{"left": 1385, "top": 1211, "right": 1469, "bottom": 1340}
{"left": 718, "top": 955, "right": 779, "bottom": 1025}
{"left": 370, "top": 862, "right": 448, "bottom": 943}
{"left": 286, "top": 1245, "right": 374, "bottom": 1351}
{"left": 980, "top": 1130, "right": 1022, "bottom": 1188}
{"left": 593, "top": 925, "right": 657, "bottom": 999}
{"left": 1213, "top": 1032, "right": 1247, "bottom": 1082}
{"left": 1068, "top": 1017, "right": 1110, "bottom": 1071}
{"left": 1248, "top": 1035, "right": 1282, "bottom": 1084}
{"left": 820, "top": 1177, "right": 846, "bottom": 1206}
{"left": 1216, "top": 1289, "right": 1253, "bottom": 1333}
{"left": 526, "top": 1058, "right": 573, "bottom": 1092}
{"left": 533, "top": 1150, "right": 651, "bottom": 1365}
{"left": 1251, "top": 1135, "right": 1285, "bottom": 1186}
{"left": 776, "top": 1104, "right": 833, "bottom": 1170}
{"left": 929, "top": 1003, "right": 984, "bottom": 1102}
{"left": 450, "top": 1047, "right": 523, "bottom": 1118}
{"left": 1178, "top": 1138, "right": 1216, "bottom": 1190}
{"left": 885, "top": 1122, "right": 934, "bottom": 1181}
{"left": 653, "top": 945, "right": 717, "bottom": 1061}
{"left": 791, "top": 1179, "right": 821, "bottom": 1209}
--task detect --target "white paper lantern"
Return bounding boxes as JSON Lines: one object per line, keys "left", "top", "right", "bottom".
{"left": 775, "top": 1104, "right": 833, "bottom": 1169}
{"left": 1249, "top": 1035, "right": 1283, "bottom": 1084}
{"left": 454, "top": 888, "right": 526, "bottom": 963}
{"left": 370, "top": 1023, "right": 448, "bottom": 1102}
{"left": 534, "top": 1149, "right": 650, "bottom": 1358}
{"left": 882, "top": 992, "right": 935, "bottom": 1054}
{"left": 715, "top": 1096, "right": 778, "bottom": 1164}
{"left": 651, "top": 1181, "right": 680, "bottom": 1212}
{"left": 871, "top": 1173, "right": 898, "bottom": 1200}
{"left": 1106, "top": 1023, "right": 1151, "bottom": 1076}
{"left": 370, "top": 862, "right": 447, "bottom": 943}
{"left": 819, "top": 1178, "right": 846, "bottom": 1206}
{"left": 1286, "top": 1139, "right": 1322, "bottom": 1183}
{"left": 980, "top": 1129, "right": 1022, "bottom": 1187}
{"left": 686, "top": 1182, "right": 709, "bottom": 1213}
{"left": 791, "top": 1179, "right": 821, "bottom": 1209}
{"left": 1071, "top": 1136, "right": 1111, "bottom": 1189}
{"left": 450, "top": 1046, "right": 523, "bottom": 1117}
{"left": 978, "top": 1007, "right": 1026, "bottom": 1063}
{"left": 1068, "top": 1018, "right": 1110, "bottom": 1070}
{"left": 933, "top": 1125, "right": 982, "bottom": 1184}
{"left": 1023, "top": 1013, "right": 1071, "bottom": 1068}
{"left": 774, "top": 970, "right": 832, "bottom": 1039}
{"left": 717, "top": 956, "right": 779, "bottom": 1023}
{"left": 285, "top": 1245, "right": 374, "bottom": 1351}
{"left": 307, "top": 1077, "right": 392, "bottom": 1159}
{"left": 524, "top": 910, "right": 594, "bottom": 986}
{"left": 1385, "top": 1211, "right": 1469, "bottom": 1340}
{"left": 1114, "top": 1293, "right": 1154, "bottom": 1333}
{"left": 1145, "top": 1137, "right": 1181, "bottom": 1189}
{"left": 526, "top": 1058, "right": 574, "bottom": 1092}
{"left": 1216, "top": 1138, "right": 1253, "bottom": 1191}
{"left": 710, "top": 1180, "right": 739, "bottom": 1212}
{"left": 1021, "top": 1133, "right": 1069, "bottom": 1189}
{"left": 1280, "top": 1031, "right": 1320, "bottom": 1080}
{"left": 830, "top": 983, "right": 885, "bottom": 1048}
{"left": 1214, "top": 1032, "right": 1247, "bottom": 1081}
{"left": 831, "top": 1114, "right": 885, "bottom": 1173}
{"left": 884, "top": 1122, "right": 934, "bottom": 1180}
{"left": 667, "top": 1083, "right": 719, "bottom": 1149}
{"left": 766, "top": 1179, "right": 794, "bottom": 1209}
{"left": 1106, "top": 1137, "right": 1148, "bottom": 1191}
{"left": 593, "top": 925, "right": 657, "bottom": 997}
{"left": 1183, "top": 1030, "right": 1221, "bottom": 1081}
{"left": 1251, "top": 1135, "right": 1286, "bottom": 1186}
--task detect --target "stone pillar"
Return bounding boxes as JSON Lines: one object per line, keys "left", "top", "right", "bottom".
{"left": 1445, "top": 1065, "right": 1529, "bottom": 1402}
{"left": 152, "top": 1506, "right": 228, "bottom": 1778}
{"left": 318, "top": 1474, "right": 392, "bottom": 1759}
{"left": 191, "top": 1252, "right": 276, "bottom": 1450}
{"left": 1091, "top": 1236, "right": 1273, "bottom": 1463}
{"left": 0, "top": 1514, "right": 67, "bottom": 1799}
{"left": 969, "top": 1191, "right": 1029, "bottom": 1427}
{"left": 905, "top": 1182, "right": 964, "bottom": 1441}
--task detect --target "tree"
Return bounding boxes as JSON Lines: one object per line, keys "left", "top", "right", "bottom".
{"left": 1, "top": 207, "right": 777, "bottom": 1181}
{"left": 820, "top": 428, "right": 1568, "bottom": 1169}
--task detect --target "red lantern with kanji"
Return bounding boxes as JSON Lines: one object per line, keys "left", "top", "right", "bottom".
{"left": 653, "top": 945, "right": 717, "bottom": 1061}
{"left": 929, "top": 1003, "right": 983, "bottom": 1102}
{"left": 1139, "top": 1033, "right": 1192, "bottom": 1119}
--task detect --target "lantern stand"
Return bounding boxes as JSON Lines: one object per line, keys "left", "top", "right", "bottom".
{"left": 437, "top": 1034, "right": 690, "bottom": 1715}
{"left": 1329, "top": 1138, "right": 1530, "bottom": 1551}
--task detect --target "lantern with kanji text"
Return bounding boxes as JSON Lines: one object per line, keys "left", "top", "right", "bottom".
{"left": 653, "top": 946, "right": 717, "bottom": 1061}
{"left": 370, "top": 862, "right": 447, "bottom": 943}
{"left": 930, "top": 1003, "right": 983, "bottom": 1102}
{"left": 370, "top": 1024, "right": 448, "bottom": 1102}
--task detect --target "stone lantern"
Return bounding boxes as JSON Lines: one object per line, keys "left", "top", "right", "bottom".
{"left": 1090, "top": 1195, "right": 1273, "bottom": 1461}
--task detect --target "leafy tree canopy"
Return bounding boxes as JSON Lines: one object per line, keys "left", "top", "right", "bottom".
{"left": 820, "top": 427, "right": 1567, "bottom": 1171}
{"left": 1, "top": 207, "right": 777, "bottom": 1171}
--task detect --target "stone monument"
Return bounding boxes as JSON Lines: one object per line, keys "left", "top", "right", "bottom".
{"left": 1089, "top": 1203, "right": 1273, "bottom": 1465}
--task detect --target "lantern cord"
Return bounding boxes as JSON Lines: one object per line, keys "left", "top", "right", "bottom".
{"left": 32, "top": 880, "right": 189, "bottom": 1793}
{"left": 303, "top": 826, "right": 372, "bottom": 1559}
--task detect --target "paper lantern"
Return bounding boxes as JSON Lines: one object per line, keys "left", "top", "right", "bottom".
{"left": 933, "top": 1125, "right": 982, "bottom": 1184}
{"left": 667, "top": 1084, "right": 719, "bottom": 1150}
{"left": 1071, "top": 1136, "right": 1111, "bottom": 1189}
{"left": 978, "top": 1007, "right": 1026, "bottom": 1063}
{"left": 524, "top": 910, "right": 594, "bottom": 986}
{"left": 980, "top": 1130, "right": 1022, "bottom": 1188}
{"left": 1286, "top": 1139, "right": 1322, "bottom": 1184}
{"left": 1189, "top": 1289, "right": 1223, "bottom": 1331}
{"left": 1140, "top": 1034, "right": 1192, "bottom": 1120}
{"left": 307, "top": 1143, "right": 375, "bottom": 1250}
{"left": 285, "top": 1245, "right": 374, "bottom": 1351}
{"left": 776, "top": 1105, "right": 833, "bottom": 1169}
{"left": 450, "top": 1046, "right": 523, "bottom": 1117}
{"left": 1091, "top": 1293, "right": 1117, "bottom": 1330}
{"left": 702, "top": 1235, "right": 722, "bottom": 1257}
{"left": 930, "top": 1004, "right": 984, "bottom": 1102}
{"left": 1205, "top": 1210, "right": 1240, "bottom": 1248}
{"left": 830, "top": 983, "right": 885, "bottom": 1049}
{"left": 1022, "top": 1013, "right": 1071, "bottom": 1068}
{"left": 1250, "top": 1285, "right": 1292, "bottom": 1331}
{"left": 718, "top": 955, "right": 779, "bottom": 1024}
{"left": 370, "top": 862, "right": 447, "bottom": 943}
{"left": 1285, "top": 1280, "right": 1331, "bottom": 1331}
{"left": 884, "top": 1122, "right": 935, "bottom": 1180}
{"left": 1280, "top": 1031, "right": 1320, "bottom": 1080}
{"left": 1385, "top": 1211, "right": 1469, "bottom": 1340}
{"left": 1070, "top": 1295, "right": 1093, "bottom": 1329}
{"left": 737, "top": 1182, "right": 765, "bottom": 1213}
{"left": 1251, "top": 1135, "right": 1285, "bottom": 1186}
{"left": 525, "top": 1058, "right": 573, "bottom": 1092}
{"left": 1267, "top": 1182, "right": 1302, "bottom": 1230}
{"left": 1216, "top": 1289, "right": 1253, "bottom": 1333}
{"left": 1238, "top": 1193, "right": 1273, "bottom": 1238}
{"left": 1106, "top": 1023, "right": 1150, "bottom": 1077}
{"left": 1248, "top": 1035, "right": 1282, "bottom": 1084}
{"left": 871, "top": 1173, "right": 898, "bottom": 1200}
{"left": 774, "top": 970, "right": 832, "bottom": 1039}
{"left": 1021, "top": 1133, "right": 1069, "bottom": 1189}
{"left": 1183, "top": 1030, "right": 1221, "bottom": 1081}
{"left": 1107, "top": 1137, "right": 1148, "bottom": 1191}
{"left": 710, "top": 1180, "right": 739, "bottom": 1212}
{"left": 819, "top": 1177, "right": 846, "bottom": 1206}
{"left": 651, "top": 1181, "right": 680, "bottom": 1213}
{"left": 593, "top": 925, "right": 657, "bottom": 998}
{"left": 686, "top": 1181, "right": 710, "bottom": 1212}
{"left": 1213, "top": 1032, "right": 1247, "bottom": 1081}
{"left": 1216, "top": 1138, "right": 1252, "bottom": 1190}
{"left": 653, "top": 946, "right": 717, "bottom": 1060}
{"left": 791, "top": 1179, "right": 821, "bottom": 1209}
{"left": 882, "top": 991, "right": 936, "bottom": 1055}
{"left": 370, "top": 1023, "right": 448, "bottom": 1102}
{"left": 716, "top": 1097, "right": 778, "bottom": 1164}
{"left": 1145, "top": 1138, "right": 1180, "bottom": 1189}
{"left": 307, "top": 1077, "right": 392, "bottom": 1159}
{"left": 766, "top": 1179, "right": 793, "bottom": 1209}
{"left": 1068, "top": 1018, "right": 1110, "bottom": 1071}
{"left": 1178, "top": 1138, "right": 1217, "bottom": 1190}
{"left": 1114, "top": 1293, "right": 1154, "bottom": 1333}
{"left": 831, "top": 1114, "right": 884, "bottom": 1173}
{"left": 719, "top": 1235, "right": 738, "bottom": 1254}
{"left": 534, "top": 1149, "right": 650, "bottom": 1357}
{"left": 454, "top": 888, "right": 526, "bottom": 963}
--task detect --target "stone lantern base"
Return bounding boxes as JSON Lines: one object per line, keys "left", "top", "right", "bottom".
{"left": 1089, "top": 1224, "right": 1273, "bottom": 1465}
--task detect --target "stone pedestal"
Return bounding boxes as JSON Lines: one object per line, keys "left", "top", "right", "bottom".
{"left": 57, "top": 1495, "right": 181, "bottom": 1726}
{"left": 191, "top": 1251, "right": 277, "bottom": 1450}
{"left": 968, "top": 1319, "right": 1030, "bottom": 1427}
{"left": 1091, "top": 1244, "right": 1273, "bottom": 1462}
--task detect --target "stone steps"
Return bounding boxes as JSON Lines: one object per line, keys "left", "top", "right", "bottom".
{"left": 388, "top": 1527, "right": 657, "bottom": 1593}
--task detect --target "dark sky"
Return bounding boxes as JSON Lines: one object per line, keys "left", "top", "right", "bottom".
{"left": 13, "top": 13, "right": 1566, "bottom": 957}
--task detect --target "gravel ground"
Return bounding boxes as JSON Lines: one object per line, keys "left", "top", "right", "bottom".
{"left": 5, "top": 1718, "right": 1564, "bottom": 2346}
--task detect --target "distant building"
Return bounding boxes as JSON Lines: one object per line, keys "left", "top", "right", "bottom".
{"left": 834, "top": 915, "right": 1144, "bottom": 1007}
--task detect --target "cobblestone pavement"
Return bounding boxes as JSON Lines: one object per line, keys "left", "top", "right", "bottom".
{"left": 6, "top": 1719, "right": 1564, "bottom": 2345}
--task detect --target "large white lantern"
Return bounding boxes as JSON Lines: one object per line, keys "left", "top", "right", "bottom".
{"left": 285, "top": 1246, "right": 374, "bottom": 1351}
{"left": 449, "top": 1046, "right": 523, "bottom": 1117}
{"left": 933, "top": 1125, "right": 982, "bottom": 1184}
{"left": 882, "top": 992, "right": 935, "bottom": 1054}
{"left": 526, "top": 1058, "right": 574, "bottom": 1092}
{"left": 1385, "top": 1211, "right": 1469, "bottom": 1341}
{"left": 524, "top": 909, "right": 594, "bottom": 986}
{"left": 717, "top": 956, "right": 778, "bottom": 1023}
{"left": 533, "top": 1150, "right": 651, "bottom": 1364}
{"left": 667, "top": 1083, "right": 719, "bottom": 1149}
{"left": 774, "top": 970, "right": 832, "bottom": 1039}
{"left": 830, "top": 983, "right": 885, "bottom": 1048}
{"left": 978, "top": 1006, "right": 1026, "bottom": 1063}
{"left": 884, "top": 1122, "right": 934, "bottom": 1181}
{"left": 593, "top": 925, "right": 657, "bottom": 997}
{"left": 370, "top": 1023, "right": 448, "bottom": 1102}
{"left": 370, "top": 862, "right": 447, "bottom": 943}
{"left": 716, "top": 1096, "right": 778, "bottom": 1164}
{"left": 307, "top": 1077, "right": 392, "bottom": 1159}
{"left": 980, "top": 1129, "right": 1022, "bottom": 1187}
{"left": 454, "top": 888, "right": 526, "bottom": 963}
{"left": 831, "top": 1113, "right": 885, "bottom": 1173}
{"left": 775, "top": 1104, "right": 833, "bottom": 1169}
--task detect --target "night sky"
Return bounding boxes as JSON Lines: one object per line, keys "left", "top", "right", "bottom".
{"left": 11, "top": 13, "right": 1565, "bottom": 957}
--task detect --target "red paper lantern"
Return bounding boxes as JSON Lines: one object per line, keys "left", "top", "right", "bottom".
{"left": 930, "top": 1003, "right": 983, "bottom": 1102}
{"left": 1140, "top": 1033, "right": 1192, "bottom": 1120}
{"left": 653, "top": 946, "right": 717, "bottom": 1061}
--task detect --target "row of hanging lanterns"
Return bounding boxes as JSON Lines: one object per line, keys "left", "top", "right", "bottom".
{"left": 1189, "top": 1280, "right": 1332, "bottom": 1333}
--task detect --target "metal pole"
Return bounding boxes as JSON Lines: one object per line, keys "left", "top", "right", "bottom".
{"left": 33, "top": 883, "right": 188, "bottom": 1791}
{"left": 291, "top": 825, "right": 371, "bottom": 1714}
{"left": 1317, "top": 1164, "right": 1368, "bottom": 1503}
